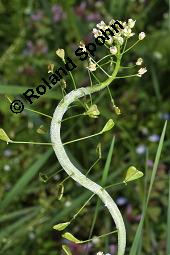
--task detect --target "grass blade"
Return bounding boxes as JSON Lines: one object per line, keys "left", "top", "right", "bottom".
{"left": 129, "top": 121, "right": 167, "bottom": 255}
{"left": 167, "top": 173, "right": 170, "bottom": 254}
{"left": 0, "top": 149, "right": 52, "bottom": 211}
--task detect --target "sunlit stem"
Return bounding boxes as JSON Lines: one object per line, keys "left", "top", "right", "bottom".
{"left": 121, "top": 38, "right": 128, "bottom": 55}
{"left": 10, "top": 141, "right": 53, "bottom": 146}
{"left": 70, "top": 194, "right": 95, "bottom": 222}
{"left": 80, "top": 230, "right": 118, "bottom": 244}
{"left": 122, "top": 40, "right": 140, "bottom": 55}
{"left": 69, "top": 71, "right": 77, "bottom": 89}
{"left": 48, "top": 168, "right": 64, "bottom": 180}
{"left": 88, "top": 70, "right": 93, "bottom": 106}
{"left": 63, "top": 58, "right": 76, "bottom": 90}
{"left": 9, "top": 131, "right": 102, "bottom": 147}
{"left": 120, "top": 65, "right": 136, "bottom": 69}
{"left": 63, "top": 131, "right": 102, "bottom": 146}
{"left": 60, "top": 173, "right": 74, "bottom": 185}
{"left": 91, "top": 58, "right": 111, "bottom": 78}
{"left": 107, "top": 85, "right": 115, "bottom": 106}
{"left": 116, "top": 74, "right": 138, "bottom": 79}
{"left": 86, "top": 158, "right": 101, "bottom": 177}
{"left": 104, "top": 181, "right": 124, "bottom": 190}
{"left": 96, "top": 54, "right": 115, "bottom": 64}
{"left": 91, "top": 72, "right": 100, "bottom": 83}
{"left": 96, "top": 61, "right": 113, "bottom": 68}
{"left": 5, "top": 95, "right": 12, "bottom": 103}
{"left": 5, "top": 95, "right": 52, "bottom": 119}
{"left": 62, "top": 113, "right": 84, "bottom": 122}
{"left": 25, "top": 108, "right": 52, "bottom": 119}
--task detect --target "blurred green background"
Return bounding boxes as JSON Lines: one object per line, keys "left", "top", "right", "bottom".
{"left": 0, "top": 1, "right": 170, "bottom": 254}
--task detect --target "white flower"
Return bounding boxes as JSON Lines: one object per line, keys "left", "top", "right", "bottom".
{"left": 136, "top": 58, "right": 143, "bottom": 66}
{"left": 96, "top": 20, "right": 107, "bottom": 30}
{"left": 128, "top": 19, "right": 136, "bottom": 28}
{"left": 96, "top": 252, "right": 104, "bottom": 255}
{"left": 92, "top": 28, "right": 102, "bottom": 38}
{"left": 79, "top": 41, "right": 86, "bottom": 52}
{"left": 116, "top": 36, "right": 124, "bottom": 45}
{"left": 110, "top": 46, "right": 117, "bottom": 55}
{"left": 123, "top": 27, "right": 135, "bottom": 38}
{"left": 48, "top": 63, "right": 54, "bottom": 73}
{"left": 139, "top": 32, "right": 146, "bottom": 40}
{"left": 109, "top": 19, "right": 116, "bottom": 26}
{"left": 122, "top": 21, "right": 127, "bottom": 27}
{"left": 137, "top": 67, "right": 147, "bottom": 77}
{"left": 87, "top": 58, "right": 96, "bottom": 72}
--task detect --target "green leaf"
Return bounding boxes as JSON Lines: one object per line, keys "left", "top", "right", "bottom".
{"left": 124, "top": 166, "right": 144, "bottom": 183}
{"left": 0, "top": 128, "right": 11, "bottom": 143}
{"left": 62, "top": 245, "right": 73, "bottom": 255}
{"left": 53, "top": 222, "right": 70, "bottom": 231}
{"left": 62, "top": 232, "right": 82, "bottom": 243}
{"left": 101, "top": 119, "right": 115, "bottom": 133}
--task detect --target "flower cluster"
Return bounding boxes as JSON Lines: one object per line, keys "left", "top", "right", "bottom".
{"left": 89, "top": 19, "right": 147, "bottom": 77}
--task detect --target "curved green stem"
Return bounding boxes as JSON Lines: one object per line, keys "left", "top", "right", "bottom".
{"left": 50, "top": 52, "right": 126, "bottom": 255}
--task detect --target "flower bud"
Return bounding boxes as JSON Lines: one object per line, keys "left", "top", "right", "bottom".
{"left": 138, "top": 32, "right": 146, "bottom": 40}
{"left": 56, "top": 48, "right": 65, "bottom": 62}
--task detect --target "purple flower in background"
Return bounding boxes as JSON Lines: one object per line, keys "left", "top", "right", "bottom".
{"left": 67, "top": 242, "right": 92, "bottom": 255}
{"left": 109, "top": 244, "right": 117, "bottom": 254}
{"left": 31, "top": 10, "right": 43, "bottom": 21}
{"left": 52, "top": 4, "right": 65, "bottom": 22}
{"left": 23, "top": 40, "right": 34, "bottom": 55}
{"left": 147, "top": 159, "right": 153, "bottom": 167}
{"left": 86, "top": 13, "right": 101, "bottom": 22}
{"left": 136, "top": 144, "right": 146, "bottom": 155}
{"left": 148, "top": 134, "right": 160, "bottom": 142}
{"left": 75, "top": 2, "right": 86, "bottom": 17}
{"left": 116, "top": 196, "right": 128, "bottom": 206}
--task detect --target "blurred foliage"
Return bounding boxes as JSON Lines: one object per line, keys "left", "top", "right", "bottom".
{"left": 0, "top": 0, "right": 170, "bottom": 255}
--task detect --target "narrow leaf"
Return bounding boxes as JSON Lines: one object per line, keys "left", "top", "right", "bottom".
{"left": 167, "top": 173, "right": 170, "bottom": 254}
{"left": 62, "top": 245, "right": 73, "bottom": 255}
{"left": 53, "top": 222, "right": 70, "bottom": 231}
{"left": 101, "top": 119, "right": 115, "bottom": 133}
{"left": 129, "top": 121, "right": 167, "bottom": 255}
{"left": 62, "top": 232, "right": 82, "bottom": 243}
